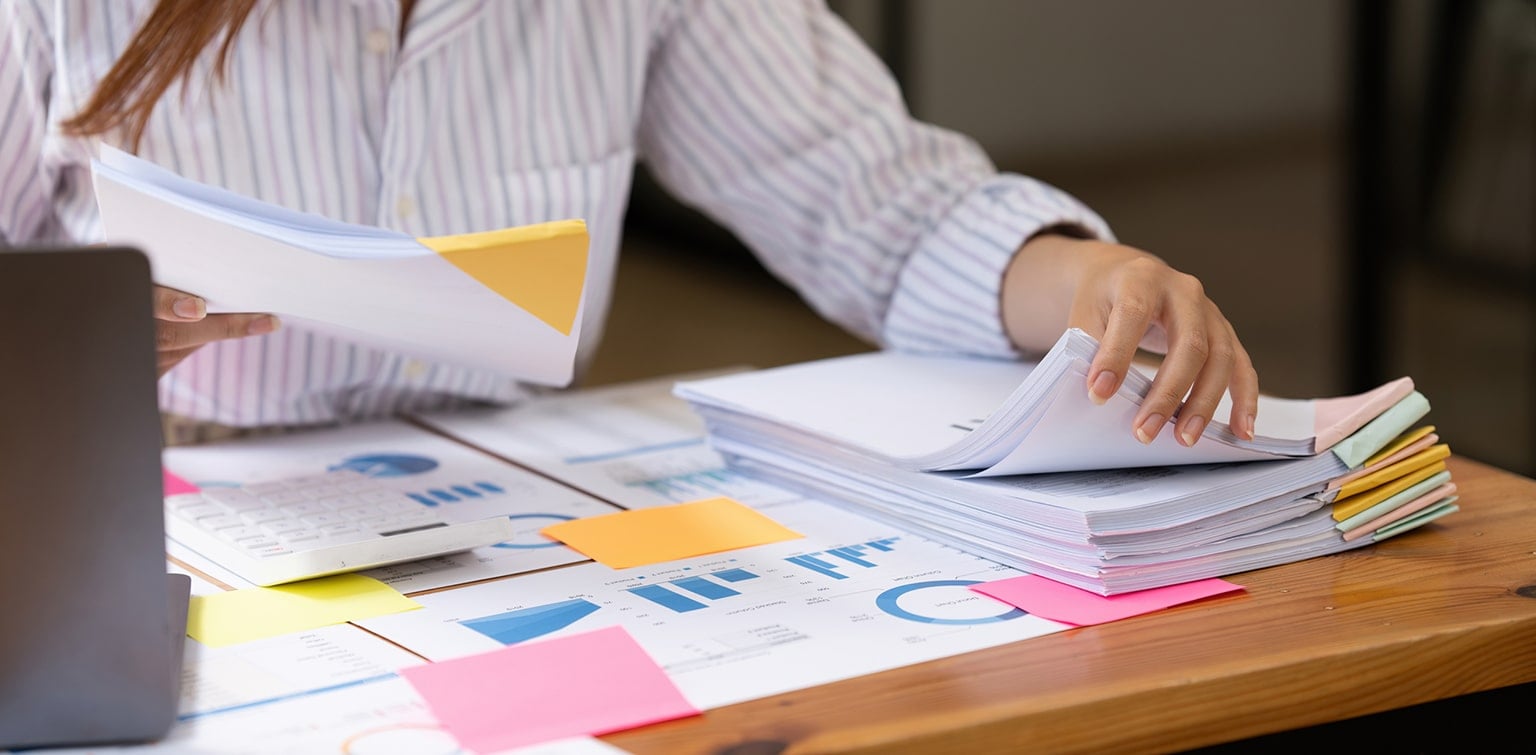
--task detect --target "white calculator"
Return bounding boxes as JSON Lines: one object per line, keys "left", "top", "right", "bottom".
{"left": 164, "top": 468, "right": 516, "bottom": 586}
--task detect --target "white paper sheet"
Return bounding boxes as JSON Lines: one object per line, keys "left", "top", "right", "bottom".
{"left": 92, "top": 146, "right": 586, "bottom": 385}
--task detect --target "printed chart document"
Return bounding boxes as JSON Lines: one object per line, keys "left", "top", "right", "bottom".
{"left": 673, "top": 328, "right": 1418, "bottom": 475}
{"left": 358, "top": 497, "right": 1069, "bottom": 711}
{"left": 92, "top": 145, "right": 589, "bottom": 385}
{"left": 165, "top": 565, "right": 424, "bottom": 722}
{"left": 164, "top": 420, "right": 619, "bottom": 593}
{"left": 412, "top": 369, "right": 798, "bottom": 511}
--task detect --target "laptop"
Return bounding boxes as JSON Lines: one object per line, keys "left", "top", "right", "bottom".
{"left": 0, "top": 247, "right": 189, "bottom": 749}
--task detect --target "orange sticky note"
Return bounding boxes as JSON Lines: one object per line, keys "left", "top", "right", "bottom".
{"left": 541, "top": 498, "right": 802, "bottom": 568}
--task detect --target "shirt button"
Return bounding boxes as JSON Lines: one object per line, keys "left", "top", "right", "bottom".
{"left": 365, "top": 29, "right": 392, "bottom": 54}
{"left": 395, "top": 195, "right": 415, "bottom": 218}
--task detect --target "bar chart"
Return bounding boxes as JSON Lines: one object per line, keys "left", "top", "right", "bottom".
{"left": 785, "top": 538, "right": 902, "bottom": 580}
{"left": 624, "top": 568, "right": 762, "bottom": 613}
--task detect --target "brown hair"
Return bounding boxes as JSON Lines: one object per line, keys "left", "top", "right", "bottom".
{"left": 61, "top": 0, "right": 261, "bottom": 150}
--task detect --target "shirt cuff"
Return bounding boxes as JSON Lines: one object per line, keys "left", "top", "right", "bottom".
{"left": 881, "top": 173, "right": 1114, "bottom": 359}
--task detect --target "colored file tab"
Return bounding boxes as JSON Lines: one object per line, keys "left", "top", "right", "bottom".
{"left": 541, "top": 497, "right": 803, "bottom": 569}
{"left": 1327, "top": 426, "right": 1438, "bottom": 492}
{"left": 1330, "top": 391, "right": 1431, "bottom": 468}
{"left": 1343, "top": 485, "right": 1458, "bottom": 541}
{"left": 1333, "top": 458, "right": 1449, "bottom": 522}
{"left": 971, "top": 575, "right": 1244, "bottom": 626}
{"left": 1364, "top": 425, "right": 1437, "bottom": 468}
{"left": 1335, "top": 443, "right": 1451, "bottom": 500}
{"left": 186, "top": 573, "right": 420, "bottom": 647}
{"left": 400, "top": 625, "right": 698, "bottom": 752}
{"left": 418, "top": 219, "right": 588, "bottom": 336}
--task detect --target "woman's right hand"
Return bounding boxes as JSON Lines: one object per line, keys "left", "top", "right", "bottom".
{"left": 152, "top": 285, "right": 279, "bottom": 377}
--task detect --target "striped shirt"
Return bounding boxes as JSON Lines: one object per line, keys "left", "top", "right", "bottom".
{"left": 1, "top": 0, "right": 1112, "bottom": 430}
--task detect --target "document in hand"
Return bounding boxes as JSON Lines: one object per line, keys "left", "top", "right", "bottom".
{"left": 91, "top": 146, "right": 589, "bottom": 386}
{"left": 673, "top": 328, "right": 1423, "bottom": 476}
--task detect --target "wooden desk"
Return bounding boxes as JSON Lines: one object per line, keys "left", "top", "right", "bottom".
{"left": 608, "top": 456, "right": 1536, "bottom": 754}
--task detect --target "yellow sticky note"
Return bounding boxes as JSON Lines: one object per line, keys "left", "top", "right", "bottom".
{"left": 541, "top": 497, "right": 803, "bottom": 569}
{"left": 418, "top": 219, "right": 589, "bottom": 336}
{"left": 186, "top": 573, "right": 421, "bottom": 647}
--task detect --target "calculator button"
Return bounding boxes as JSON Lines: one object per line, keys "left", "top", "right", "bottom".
{"left": 260, "top": 519, "right": 308, "bottom": 536}
{"left": 203, "top": 489, "right": 266, "bottom": 512}
{"left": 301, "top": 512, "right": 347, "bottom": 527}
{"left": 336, "top": 505, "right": 380, "bottom": 520}
{"left": 197, "top": 514, "right": 246, "bottom": 531}
{"left": 216, "top": 526, "right": 267, "bottom": 543}
{"left": 173, "top": 503, "right": 226, "bottom": 521}
{"left": 240, "top": 509, "right": 291, "bottom": 525}
{"left": 260, "top": 490, "right": 307, "bottom": 506}
{"left": 246, "top": 543, "right": 294, "bottom": 558}
{"left": 278, "top": 501, "right": 329, "bottom": 517}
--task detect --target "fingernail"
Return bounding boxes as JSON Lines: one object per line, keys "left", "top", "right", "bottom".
{"left": 1089, "top": 371, "right": 1117, "bottom": 405}
{"left": 1134, "top": 413, "right": 1164, "bottom": 445}
{"left": 172, "top": 297, "right": 204, "bottom": 320}
{"left": 247, "top": 315, "right": 280, "bottom": 336}
{"left": 1179, "top": 415, "right": 1207, "bottom": 447}
{"left": 1243, "top": 413, "right": 1256, "bottom": 440}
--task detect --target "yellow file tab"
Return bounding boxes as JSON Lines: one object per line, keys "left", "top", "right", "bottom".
{"left": 541, "top": 497, "right": 803, "bottom": 569}
{"left": 1333, "top": 458, "right": 1449, "bottom": 522}
{"left": 1336, "top": 443, "right": 1451, "bottom": 500}
{"left": 419, "top": 218, "right": 589, "bottom": 336}
{"left": 186, "top": 573, "right": 421, "bottom": 647}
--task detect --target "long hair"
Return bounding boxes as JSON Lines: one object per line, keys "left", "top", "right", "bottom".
{"left": 61, "top": 0, "right": 261, "bottom": 150}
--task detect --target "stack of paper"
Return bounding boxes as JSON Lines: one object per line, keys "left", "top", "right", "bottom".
{"left": 674, "top": 329, "right": 1459, "bottom": 594}
{"left": 91, "top": 146, "right": 591, "bottom": 385}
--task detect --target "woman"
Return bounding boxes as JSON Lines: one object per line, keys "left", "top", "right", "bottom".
{"left": 0, "top": 0, "right": 1257, "bottom": 447}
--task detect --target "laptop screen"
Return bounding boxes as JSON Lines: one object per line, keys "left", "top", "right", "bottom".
{"left": 0, "top": 246, "right": 185, "bottom": 748}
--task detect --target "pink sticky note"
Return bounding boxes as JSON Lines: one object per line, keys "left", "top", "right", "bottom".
{"left": 163, "top": 468, "right": 199, "bottom": 496}
{"left": 971, "top": 575, "right": 1244, "bottom": 626}
{"left": 401, "top": 625, "right": 698, "bottom": 752}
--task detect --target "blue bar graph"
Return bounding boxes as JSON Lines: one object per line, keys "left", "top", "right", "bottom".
{"left": 628, "top": 584, "right": 707, "bottom": 613}
{"left": 828, "top": 547, "right": 878, "bottom": 568}
{"left": 671, "top": 576, "right": 740, "bottom": 600}
{"left": 787, "top": 538, "right": 902, "bottom": 579}
{"left": 713, "top": 568, "right": 758, "bottom": 583}
{"left": 405, "top": 480, "right": 507, "bottom": 507}
{"left": 786, "top": 555, "right": 845, "bottom": 579}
